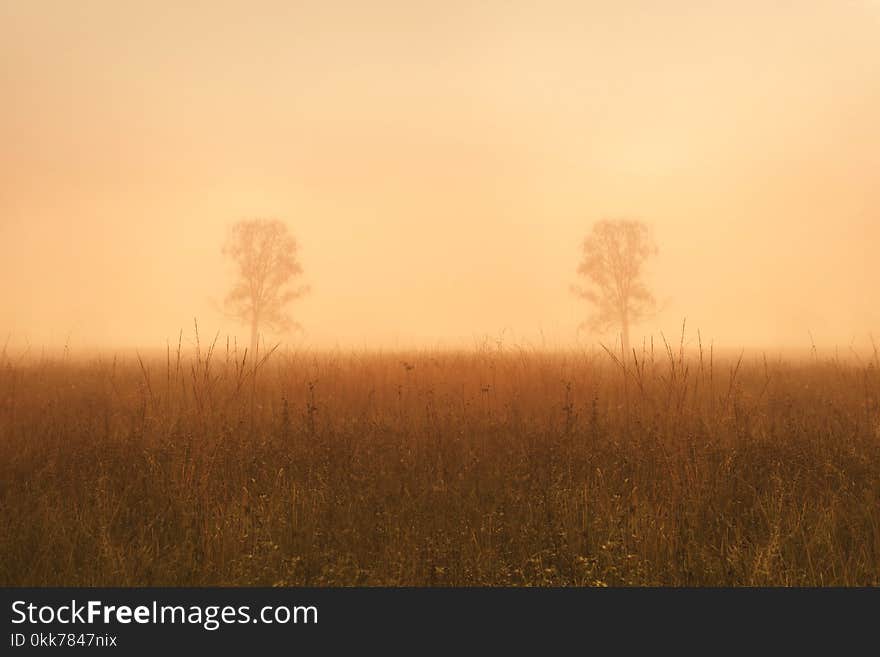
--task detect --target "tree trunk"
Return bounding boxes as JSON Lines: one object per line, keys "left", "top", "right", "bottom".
{"left": 250, "top": 313, "right": 259, "bottom": 361}
{"left": 621, "top": 309, "right": 631, "bottom": 361}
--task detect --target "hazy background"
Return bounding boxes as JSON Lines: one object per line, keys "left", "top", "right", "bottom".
{"left": 2, "top": 0, "right": 878, "bottom": 352}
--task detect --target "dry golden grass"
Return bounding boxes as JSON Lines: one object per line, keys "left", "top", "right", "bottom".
{"left": 1, "top": 337, "right": 878, "bottom": 585}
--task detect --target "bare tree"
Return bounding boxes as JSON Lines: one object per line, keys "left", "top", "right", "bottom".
{"left": 223, "top": 218, "right": 308, "bottom": 358}
{"left": 572, "top": 218, "right": 657, "bottom": 356}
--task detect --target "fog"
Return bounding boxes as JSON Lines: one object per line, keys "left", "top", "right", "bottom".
{"left": 2, "top": 1, "right": 878, "bottom": 352}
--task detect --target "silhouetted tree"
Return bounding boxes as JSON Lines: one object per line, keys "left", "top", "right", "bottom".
{"left": 572, "top": 218, "right": 657, "bottom": 356}
{"left": 223, "top": 218, "right": 308, "bottom": 358}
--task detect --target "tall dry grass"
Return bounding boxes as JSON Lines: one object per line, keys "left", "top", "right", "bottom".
{"left": 1, "top": 334, "right": 878, "bottom": 585}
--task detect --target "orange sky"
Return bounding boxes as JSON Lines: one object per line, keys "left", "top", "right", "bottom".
{"left": 1, "top": 1, "right": 878, "bottom": 352}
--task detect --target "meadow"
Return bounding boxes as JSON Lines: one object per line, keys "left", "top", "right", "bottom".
{"left": 1, "top": 337, "right": 878, "bottom": 586}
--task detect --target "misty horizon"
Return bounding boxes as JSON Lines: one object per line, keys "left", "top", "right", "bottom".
{"left": 2, "top": 1, "right": 878, "bottom": 352}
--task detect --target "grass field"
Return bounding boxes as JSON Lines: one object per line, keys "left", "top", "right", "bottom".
{"left": 2, "top": 338, "right": 879, "bottom": 586}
